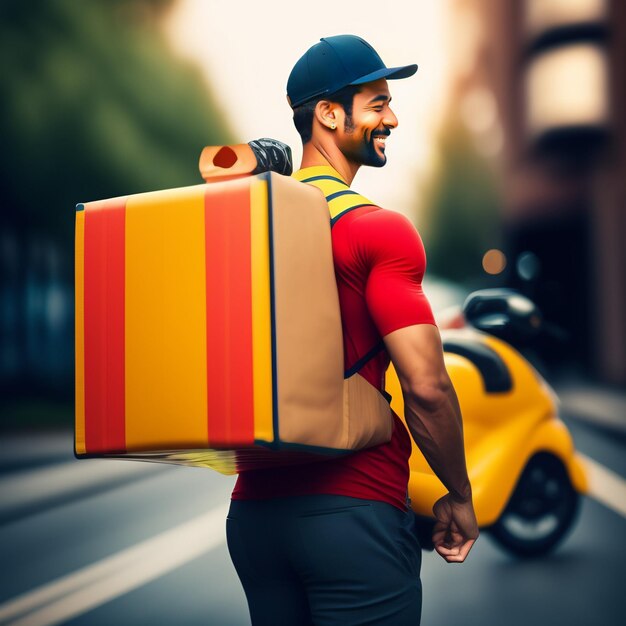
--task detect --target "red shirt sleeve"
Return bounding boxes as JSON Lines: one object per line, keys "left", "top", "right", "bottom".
{"left": 351, "top": 209, "right": 436, "bottom": 337}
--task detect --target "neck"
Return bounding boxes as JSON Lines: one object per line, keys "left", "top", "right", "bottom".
{"left": 300, "top": 141, "right": 359, "bottom": 185}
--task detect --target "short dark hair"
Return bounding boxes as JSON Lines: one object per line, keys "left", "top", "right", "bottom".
{"left": 292, "top": 84, "right": 361, "bottom": 144}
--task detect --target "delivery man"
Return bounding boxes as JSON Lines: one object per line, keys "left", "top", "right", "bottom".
{"left": 226, "top": 35, "right": 479, "bottom": 626}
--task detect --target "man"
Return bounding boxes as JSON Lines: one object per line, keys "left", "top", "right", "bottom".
{"left": 226, "top": 35, "right": 478, "bottom": 626}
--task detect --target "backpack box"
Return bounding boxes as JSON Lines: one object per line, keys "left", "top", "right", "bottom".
{"left": 75, "top": 172, "right": 392, "bottom": 473}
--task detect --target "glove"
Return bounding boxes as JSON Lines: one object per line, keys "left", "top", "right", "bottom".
{"left": 248, "top": 138, "right": 293, "bottom": 176}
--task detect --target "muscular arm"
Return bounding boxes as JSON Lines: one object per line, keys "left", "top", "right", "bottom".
{"left": 384, "top": 324, "right": 472, "bottom": 504}
{"left": 385, "top": 323, "right": 478, "bottom": 563}
{"left": 360, "top": 209, "right": 478, "bottom": 561}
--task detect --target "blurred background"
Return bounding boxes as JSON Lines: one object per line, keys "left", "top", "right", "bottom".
{"left": 0, "top": 1, "right": 624, "bottom": 625}
{"left": 1, "top": 0, "right": 624, "bottom": 427}
{"left": 1, "top": 0, "right": 233, "bottom": 426}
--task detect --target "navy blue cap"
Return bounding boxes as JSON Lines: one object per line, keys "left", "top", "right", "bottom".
{"left": 287, "top": 35, "right": 417, "bottom": 108}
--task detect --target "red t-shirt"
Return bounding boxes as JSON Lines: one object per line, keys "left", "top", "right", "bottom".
{"left": 232, "top": 203, "right": 436, "bottom": 511}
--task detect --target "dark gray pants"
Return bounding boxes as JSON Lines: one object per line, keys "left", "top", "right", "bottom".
{"left": 226, "top": 495, "right": 422, "bottom": 626}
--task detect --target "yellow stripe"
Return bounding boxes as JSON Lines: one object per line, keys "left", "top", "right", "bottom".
{"left": 125, "top": 185, "right": 208, "bottom": 450}
{"left": 328, "top": 193, "right": 373, "bottom": 220}
{"left": 292, "top": 165, "right": 347, "bottom": 184}
{"left": 74, "top": 211, "right": 86, "bottom": 455}
{"left": 250, "top": 179, "right": 274, "bottom": 442}
{"left": 293, "top": 166, "right": 373, "bottom": 220}
{"left": 298, "top": 178, "right": 347, "bottom": 197}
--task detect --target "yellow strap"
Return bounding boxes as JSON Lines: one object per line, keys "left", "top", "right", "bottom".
{"left": 327, "top": 193, "right": 373, "bottom": 221}
{"left": 293, "top": 166, "right": 374, "bottom": 222}
{"left": 300, "top": 177, "right": 346, "bottom": 197}
{"left": 292, "top": 165, "right": 347, "bottom": 184}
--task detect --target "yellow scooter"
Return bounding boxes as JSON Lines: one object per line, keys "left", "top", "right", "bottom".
{"left": 386, "top": 289, "right": 588, "bottom": 557}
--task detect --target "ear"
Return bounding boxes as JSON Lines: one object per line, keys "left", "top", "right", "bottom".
{"left": 314, "top": 100, "right": 342, "bottom": 130}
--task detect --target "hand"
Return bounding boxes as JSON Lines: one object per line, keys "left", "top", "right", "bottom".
{"left": 432, "top": 493, "right": 479, "bottom": 563}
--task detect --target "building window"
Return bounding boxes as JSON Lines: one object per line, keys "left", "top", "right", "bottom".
{"left": 524, "top": 0, "right": 608, "bottom": 35}
{"left": 524, "top": 43, "right": 608, "bottom": 136}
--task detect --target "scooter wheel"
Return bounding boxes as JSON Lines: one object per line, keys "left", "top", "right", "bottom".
{"left": 488, "top": 452, "right": 580, "bottom": 558}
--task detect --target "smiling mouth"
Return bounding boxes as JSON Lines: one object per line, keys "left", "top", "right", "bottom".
{"left": 374, "top": 136, "right": 387, "bottom": 148}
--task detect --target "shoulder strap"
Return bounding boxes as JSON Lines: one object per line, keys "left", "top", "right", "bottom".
{"left": 294, "top": 167, "right": 375, "bottom": 227}
{"left": 294, "top": 167, "right": 384, "bottom": 378}
{"left": 343, "top": 340, "right": 386, "bottom": 379}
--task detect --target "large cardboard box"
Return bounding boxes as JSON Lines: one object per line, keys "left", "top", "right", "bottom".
{"left": 75, "top": 172, "right": 392, "bottom": 473}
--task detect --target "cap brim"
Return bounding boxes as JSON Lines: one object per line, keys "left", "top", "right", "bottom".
{"left": 349, "top": 64, "right": 418, "bottom": 86}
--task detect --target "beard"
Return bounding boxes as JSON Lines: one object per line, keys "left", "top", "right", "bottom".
{"left": 342, "top": 119, "right": 388, "bottom": 168}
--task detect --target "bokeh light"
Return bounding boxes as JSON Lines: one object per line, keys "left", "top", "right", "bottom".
{"left": 482, "top": 248, "right": 507, "bottom": 275}
{"left": 517, "top": 251, "right": 541, "bottom": 281}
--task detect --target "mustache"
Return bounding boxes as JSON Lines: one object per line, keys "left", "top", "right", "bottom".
{"left": 371, "top": 129, "right": 391, "bottom": 138}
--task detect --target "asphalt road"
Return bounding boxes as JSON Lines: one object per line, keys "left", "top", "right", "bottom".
{"left": 0, "top": 413, "right": 624, "bottom": 626}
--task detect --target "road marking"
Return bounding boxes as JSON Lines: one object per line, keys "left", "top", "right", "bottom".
{"left": 0, "top": 503, "right": 230, "bottom": 626}
{"left": 580, "top": 453, "right": 626, "bottom": 519}
{"left": 1, "top": 454, "right": 624, "bottom": 625}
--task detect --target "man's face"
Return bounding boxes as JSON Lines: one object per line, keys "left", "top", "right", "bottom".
{"left": 335, "top": 78, "right": 398, "bottom": 168}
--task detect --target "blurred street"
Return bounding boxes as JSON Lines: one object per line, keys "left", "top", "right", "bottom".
{"left": 0, "top": 399, "right": 624, "bottom": 626}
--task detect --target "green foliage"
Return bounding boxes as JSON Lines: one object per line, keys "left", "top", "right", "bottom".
{"left": 0, "top": 0, "right": 233, "bottom": 248}
{"left": 421, "top": 113, "right": 502, "bottom": 285}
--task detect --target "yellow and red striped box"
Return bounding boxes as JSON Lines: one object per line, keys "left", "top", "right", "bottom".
{"left": 75, "top": 173, "right": 391, "bottom": 474}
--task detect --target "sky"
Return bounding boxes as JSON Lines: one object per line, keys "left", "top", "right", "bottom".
{"left": 162, "top": 0, "right": 452, "bottom": 221}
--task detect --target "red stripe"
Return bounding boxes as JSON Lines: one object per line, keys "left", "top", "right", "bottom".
{"left": 83, "top": 199, "right": 126, "bottom": 453}
{"left": 205, "top": 183, "right": 255, "bottom": 446}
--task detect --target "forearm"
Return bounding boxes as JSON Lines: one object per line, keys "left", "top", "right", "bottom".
{"left": 382, "top": 324, "right": 473, "bottom": 503}
{"left": 404, "top": 382, "right": 472, "bottom": 503}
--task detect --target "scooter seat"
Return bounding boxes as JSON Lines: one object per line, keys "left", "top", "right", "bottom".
{"left": 442, "top": 337, "right": 512, "bottom": 393}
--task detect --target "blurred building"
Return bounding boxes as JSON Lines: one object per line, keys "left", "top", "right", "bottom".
{"left": 447, "top": 0, "right": 625, "bottom": 385}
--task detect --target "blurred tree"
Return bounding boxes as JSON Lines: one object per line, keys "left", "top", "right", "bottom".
{"left": 420, "top": 111, "right": 502, "bottom": 286}
{"left": 0, "top": 0, "right": 234, "bottom": 408}
{"left": 0, "top": 0, "right": 233, "bottom": 246}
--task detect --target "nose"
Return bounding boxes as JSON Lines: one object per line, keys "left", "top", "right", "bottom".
{"left": 384, "top": 106, "right": 398, "bottom": 129}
